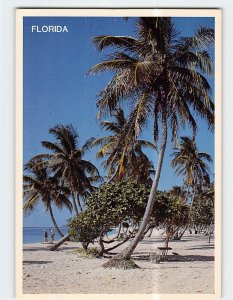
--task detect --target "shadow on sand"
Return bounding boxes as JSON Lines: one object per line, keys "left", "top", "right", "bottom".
{"left": 23, "top": 245, "right": 77, "bottom": 252}
{"left": 166, "top": 255, "right": 214, "bottom": 262}
{"left": 23, "top": 260, "right": 53, "bottom": 265}
{"left": 140, "top": 237, "right": 203, "bottom": 244}
{"left": 23, "top": 248, "right": 49, "bottom": 252}
{"left": 185, "top": 244, "right": 214, "bottom": 250}
{"left": 132, "top": 253, "right": 214, "bottom": 263}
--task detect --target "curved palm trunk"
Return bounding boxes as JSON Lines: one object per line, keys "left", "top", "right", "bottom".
{"left": 49, "top": 234, "right": 70, "bottom": 251}
{"left": 106, "top": 165, "right": 120, "bottom": 185}
{"left": 71, "top": 190, "right": 79, "bottom": 215}
{"left": 77, "top": 194, "right": 83, "bottom": 212}
{"left": 104, "top": 113, "right": 168, "bottom": 263}
{"left": 48, "top": 202, "right": 64, "bottom": 238}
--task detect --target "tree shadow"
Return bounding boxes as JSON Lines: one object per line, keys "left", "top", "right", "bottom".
{"left": 140, "top": 237, "right": 199, "bottom": 244}
{"left": 23, "top": 247, "right": 50, "bottom": 252}
{"left": 166, "top": 255, "right": 214, "bottom": 262}
{"left": 23, "top": 260, "right": 53, "bottom": 265}
{"left": 59, "top": 246, "right": 81, "bottom": 251}
{"left": 140, "top": 239, "right": 165, "bottom": 244}
{"left": 186, "top": 245, "right": 214, "bottom": 250}
{"left": 131, "top": 253, "right": 214, "bottom": 262}
{"left": 23, "top": 245, "right": 78, "bottom": 252}
{"left": 133, "top": 254, "right": 150, "bottom": 261}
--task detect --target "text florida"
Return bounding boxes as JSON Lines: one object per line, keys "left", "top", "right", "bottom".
{"left": 31, "top": 25, "right": 68, "bottom": 33}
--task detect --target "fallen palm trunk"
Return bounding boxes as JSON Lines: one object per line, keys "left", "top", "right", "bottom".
{"left": 48, "top": 234, "right": 70, "bottom": 251}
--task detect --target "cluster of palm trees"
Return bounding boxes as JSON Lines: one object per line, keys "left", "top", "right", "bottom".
{"left": 23, "top": 124, "right": 102, "bottom": 237}
{"left": 23, "top": 121, "right": 156, "bottom": 236}
{"left": 171, "top": 137, "right": 213, "bottom": 239}
{"left": 24, "top": 17, "right": 215, "bottom": 267}
{"left": 88, "top": 17, "right": 214, "bottom": 264}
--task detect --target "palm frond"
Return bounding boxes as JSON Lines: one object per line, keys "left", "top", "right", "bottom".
{"left": 92, "top": 35, "right": 138, "bottom": 51}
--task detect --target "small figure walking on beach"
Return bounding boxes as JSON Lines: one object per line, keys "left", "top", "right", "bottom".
{"left": 43, "top": 229, "right": 48, "bottom": 243}
{"left": 50, "top": 229, "right": 55, "bottom": 243}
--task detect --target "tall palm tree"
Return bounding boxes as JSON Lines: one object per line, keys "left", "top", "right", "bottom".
{"left": 23, "top": 162, "right": 72, "bottom": 237}
{"left": 90, "top": 108, "right": 156, "bottom": 186}
{"left": 88, "top": 17, "right": 214, "bottom": 265}
{"left": 28, "top": 124, "right": 102, "bottom": 215}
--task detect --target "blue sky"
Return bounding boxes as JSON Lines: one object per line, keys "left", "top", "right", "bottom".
{"left": 23, "top": 16, "right": 215, "bottom": 227}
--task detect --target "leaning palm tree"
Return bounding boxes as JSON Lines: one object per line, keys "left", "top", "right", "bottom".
{"left": 23, "top": 161, "right": 72, "bottom": 237}
{"left": 90, "top": 108, "right": 156, "bottom": 186}
{"left": 88, "top": 17, "right": 214, "bottom": 267}
{"left": 28, "top": 124, "right": 102, "bottom": 215}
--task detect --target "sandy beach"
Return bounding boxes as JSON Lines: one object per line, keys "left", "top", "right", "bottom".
{"left": 23, "top": 230, "right": 214, "bottom": 294}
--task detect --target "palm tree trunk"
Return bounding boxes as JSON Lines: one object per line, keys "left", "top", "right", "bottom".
{"left": 49, "top": 234, "right": 70, "bottom": 251}
{"left": 48, "top": 202, "right": 64, "bottom": 238}
{"left": 189, "top": 187, "right": 196, "bottom": 214}
{"left": 173, "top": 185, "right": 191, "bottom": 240}
{"left": 71, "top": 190, "right": 79, "bottom": 215}
{"left": 177, "top": 188, "right": 196, "bottom": 239}
{"left": 106, "top": 165, "right": 120, "bottom": 184}
{"left": 184, "top": 184, "right": 191, "bottom": 203}
{"left": 77, "top": 194, "right": 83, "bottom": 212}
{"left": 103, "top": 111, "right": 168, "bottom": 265}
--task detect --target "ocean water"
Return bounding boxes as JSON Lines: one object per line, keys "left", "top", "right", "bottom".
{"left": 23, "top": 227, "right": 117, "bottom": 244}
{"left": 23, "top": 227, "right": 68, "bottom": 244}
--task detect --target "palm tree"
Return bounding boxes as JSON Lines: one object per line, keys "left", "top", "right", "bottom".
{"left": 191, "top": 183, "right": 214, "bottom": 242}
{"left": 88, "top": 17, "right": 214, "bottom": 266}
{"left": 168, "top": 185, "right": 188, "bottom": 239}
{"left": 28, "top": 124, "right": 102, "bottom": 215}
{"left": 23, "top": 162, "right": 72, "bottom": 238}
{"left": 90, "top": 108, "right": 156, "bottom": 186}
{"left": 171, "top": 137, "right": 212, "bottom": 191}
{"left": 171, "top": 136, "right": 212, "bottom": 237}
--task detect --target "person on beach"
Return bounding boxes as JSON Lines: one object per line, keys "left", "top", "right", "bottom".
{"left": 43, "top": 229, "right": 48, "bottom": 243}
{"left": 50, "top": 229, "right": 55, "bottom": 243}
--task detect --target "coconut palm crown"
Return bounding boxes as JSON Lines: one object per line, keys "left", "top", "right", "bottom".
{"left": 23, "top": 160, "right": 72, "bottom": 237}
{"left": 27, "top": 124, "right": 102, "bottom": 215}
{"left": 88, "top": 17, "right": 214, "bottom": 145}
{"left": 89, "top": 108, "right": 156, "bottom": 186}
{"left": 171, "top": 136, "right": 213, "bottom": 189}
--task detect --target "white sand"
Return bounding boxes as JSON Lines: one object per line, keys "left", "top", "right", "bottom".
{"left": 23, "top": 230, "right": 214, "bottom": 294}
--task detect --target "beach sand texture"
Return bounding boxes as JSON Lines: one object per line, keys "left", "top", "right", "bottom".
{"left": 23, "top": 230, "right": 214, "bottom": 294}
